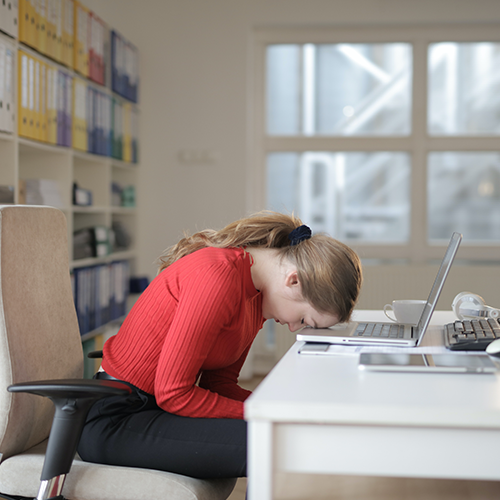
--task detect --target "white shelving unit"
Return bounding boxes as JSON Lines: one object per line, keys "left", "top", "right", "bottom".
{"left": 0, "top": 16, "right": 139, "bottom": 346}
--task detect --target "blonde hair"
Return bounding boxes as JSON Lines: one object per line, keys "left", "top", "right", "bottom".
{"left": 157, "top": 211, "right": 362, "bottom": 323}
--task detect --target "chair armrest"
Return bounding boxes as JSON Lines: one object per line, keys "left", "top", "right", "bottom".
{"left": 8, "top": 378, "right": 128, "bottom": 398}
{"left": 8, "top": 379, "right": 131, "bottom": 481}
{"left": 87, "top": 350, "right": 103, "bottom": 359}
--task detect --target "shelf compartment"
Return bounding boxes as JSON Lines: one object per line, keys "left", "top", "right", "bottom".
{"left": 111, "top": 211, "right": 135, "bottom": 254}
{"left": 73, "top": 155, "right": 112, "bottom": 207}
{"left": 73, "top": 211, "right": 108, "bottom": 231}
{"left": 0, "top": 140, "right": 16, "bottom": 200}
{"left": 18, "top": 141, "right": 72, "bottom": 208}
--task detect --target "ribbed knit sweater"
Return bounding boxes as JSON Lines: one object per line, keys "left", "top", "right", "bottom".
{"left": 102, "top": 247, "right": 264, "bottom": 419}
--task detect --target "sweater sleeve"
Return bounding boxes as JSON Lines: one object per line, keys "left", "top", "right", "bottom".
{"left": 199, "top": 344, "right": 252, "bottom": 402}
{"left": 154, "top": 261, "right": 247, "bottom": 419}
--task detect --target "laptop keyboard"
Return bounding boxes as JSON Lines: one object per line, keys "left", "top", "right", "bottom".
{"left": 445, "top": 318, "right": 500, "bottom": 351}
{"left": 354, "top": 323, "right": 406, "bottom": 339}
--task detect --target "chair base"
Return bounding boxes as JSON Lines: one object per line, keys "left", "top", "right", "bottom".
{"left": 0, "top": 441, "right": 237, "bottom": 500}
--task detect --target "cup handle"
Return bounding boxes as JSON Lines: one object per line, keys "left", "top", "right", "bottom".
{"left": 383, "top": 304, "right": 397, "bottom": 322}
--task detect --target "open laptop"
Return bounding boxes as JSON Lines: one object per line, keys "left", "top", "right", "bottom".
{"left": 297, "top": 232, "right": 463, "bottom": 347}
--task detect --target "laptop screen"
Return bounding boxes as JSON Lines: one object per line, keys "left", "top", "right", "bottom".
{"left": 414, "top": 232, "right": 462, "bottom": 345}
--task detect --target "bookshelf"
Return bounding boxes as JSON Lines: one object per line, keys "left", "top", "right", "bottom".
{"left": 0, "top": 0, "right": 140, "bottom": 375}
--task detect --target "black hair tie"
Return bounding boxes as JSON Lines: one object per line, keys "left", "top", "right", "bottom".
{"left": 288, "top": 225, "right": 312, "bottom": 246}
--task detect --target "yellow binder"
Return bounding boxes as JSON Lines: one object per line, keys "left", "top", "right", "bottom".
{"left": 73, "top": 1, "right": 89, "bottom": 77}
{"left": 62, "top": 0, "right": 74, "bottom": 68}
{"left": 72, "top": 77, "right": 87, "bottom": 151}
{"left": 19, "top": 0, "right": 37, "bottom": 49}
{"left": 53, "top": 0, "right": 64, "bottom": 64}
{"left": 122, "top": 102, "right": 132, "bottom": 163}
{"left": 33, "top": 56, "right": 42, "bottom": 141}
{"left": 36, "top": 0, "right": 47, "bottom": 55}
{"left": 18, "top": 0, "right": 28, "bottom": 45}
{"left": 45, "top": 0, "right": 56, "bottom": 59}
{"left": 30, "top": 0, "right": 40, "bottom": 51}
{"left": 39, "top": 60, "right": 48, "bottom": 143}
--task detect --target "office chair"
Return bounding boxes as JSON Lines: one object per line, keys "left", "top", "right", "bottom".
{"left": 0, "top": 205, "right": 236, "bottom": 500}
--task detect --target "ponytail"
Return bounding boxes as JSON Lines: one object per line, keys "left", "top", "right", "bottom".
{"left": 157, "top": 211, "right": 304, "bottom": 270}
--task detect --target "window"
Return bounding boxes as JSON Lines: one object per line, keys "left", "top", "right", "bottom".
{"left": 428, "top": 43, "right": 500, "bottom": 136}
{"left": 428, "top": 152, "right": 500, "bottom": 241}
{"left": 252, "top": 26, "right": 500, "bottom": 262}
{"left": 267, "top": 43, "right": 412, "bottom": 136}
{"left": 268, "top": 151, "right": 411, "bottom": 242}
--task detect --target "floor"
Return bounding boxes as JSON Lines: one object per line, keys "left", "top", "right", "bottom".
{"left": 231, "top": 376, "right": 500, "bottom": 500}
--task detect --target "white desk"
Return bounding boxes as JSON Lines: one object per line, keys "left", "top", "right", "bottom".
{"left": 245, "top": 310, "right": 500, "bottom": 500}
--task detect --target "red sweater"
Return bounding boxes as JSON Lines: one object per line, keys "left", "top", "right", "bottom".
{"left": 102, "top": 247, "right": 264, "bottom": 419}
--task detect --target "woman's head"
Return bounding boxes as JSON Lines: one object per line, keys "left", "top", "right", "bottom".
{"left": 277, "top": 233, "right": 362, "bottom": 323}
{"left": 158, "top": 211, "right": 362, "bottom": 323}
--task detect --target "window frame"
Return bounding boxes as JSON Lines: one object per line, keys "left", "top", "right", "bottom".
{"left": 249, "top": 24, "right": 500, "bottom": 263}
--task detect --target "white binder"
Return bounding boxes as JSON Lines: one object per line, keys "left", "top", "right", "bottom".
{"left": 4, "top": 40, "right": 15, "bottom": 133}
{"left": 0, "top": 41, "right": 6, "bottom": 132}
{"left": 0, "top": 38, "right": 14, "bottom": 133}
{"left": 0, "top": 0, "right": 19, "bottom": 38}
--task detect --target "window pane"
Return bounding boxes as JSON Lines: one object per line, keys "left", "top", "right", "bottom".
{"left": 428, "top": 43, "right": 500, "bottom": 135}
{"left": 267, "top": 45, "right": 302, "bottom": 135}
{"left": 266, "top": 43, "right": 412, "bottom": 136}
{"left": 428, "top": 152, "right": 500, "bottom": 242}
{"left": 267, "top": 152, "right": 411, "bottom": 242}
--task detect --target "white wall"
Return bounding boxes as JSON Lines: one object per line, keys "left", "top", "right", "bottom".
{"left": 84, "top": 0, "right": 500, "bottom": 279}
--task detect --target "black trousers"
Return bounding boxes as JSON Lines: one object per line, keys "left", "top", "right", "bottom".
{"left": 77, "top": 373, "right": 247, "bottom": 479}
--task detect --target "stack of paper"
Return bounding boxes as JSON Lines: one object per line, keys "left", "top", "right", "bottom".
{"left": 24, "top": 179, "right": 64, "bottom": 208}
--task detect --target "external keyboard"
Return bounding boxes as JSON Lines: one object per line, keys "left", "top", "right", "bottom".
{"left": 444, "top": 318, "right": 500, "bottom": 351}
{"left": 354, "top": 323, "right": 406, "bottom": 339}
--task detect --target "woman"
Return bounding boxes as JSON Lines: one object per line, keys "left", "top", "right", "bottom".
{"left": 78, "top": 211, "right": 362, "bottom": 479}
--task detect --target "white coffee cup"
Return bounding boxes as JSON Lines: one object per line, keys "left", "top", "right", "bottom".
{"left": 383, "top": 299, "right": 427, "bottom": 325}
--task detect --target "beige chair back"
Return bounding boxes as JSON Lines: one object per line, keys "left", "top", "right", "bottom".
{"left": 0, "top": 205, "right": 83, "bottom": 460}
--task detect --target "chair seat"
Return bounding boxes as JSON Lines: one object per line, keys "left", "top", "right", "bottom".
{"left": 0, "top": 440, "right": 237, "bottom": 500}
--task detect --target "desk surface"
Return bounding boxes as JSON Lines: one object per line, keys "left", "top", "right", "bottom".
{"left": 245, "top": 310, "right": 500, "bottom": 499}
{"left": 245, "top": 310, "right": 500, "bottom": 429}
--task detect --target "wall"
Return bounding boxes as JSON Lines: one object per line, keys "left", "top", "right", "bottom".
{"left": 84, "top": 0, "right": 500, "bottom": 281}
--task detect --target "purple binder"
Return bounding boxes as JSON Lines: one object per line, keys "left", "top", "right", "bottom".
{"left": 64, "top": 73, "right": 73, "bottom": 147}
{"left": 57, "top": 71, "right": 64, "bottom": 146}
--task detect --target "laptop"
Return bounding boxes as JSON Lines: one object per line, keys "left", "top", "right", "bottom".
{"left": 297, "top": 232, "right": 463, "bottom": 347}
